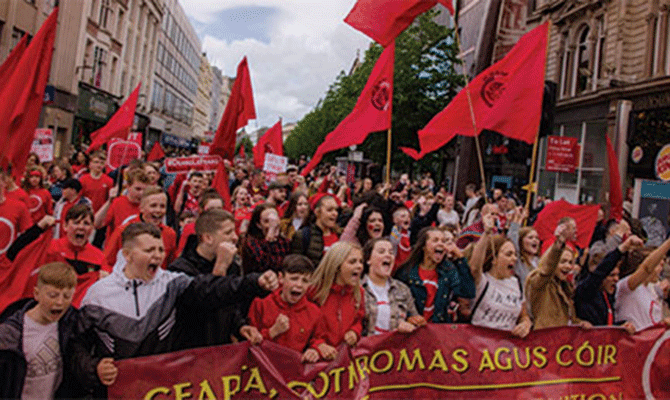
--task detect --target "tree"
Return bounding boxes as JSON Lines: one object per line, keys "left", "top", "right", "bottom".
{"left": 284, "top": 10, "right": 464, "bottom": 176}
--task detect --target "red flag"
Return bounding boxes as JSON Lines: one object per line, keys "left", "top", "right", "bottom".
{"left": 87, "top": 83, "right": 141, "bottom": 152}
{"left": 606, "top": 134, "right": 623, "bottom": 221}
{"left": 210, "top": 57, "right": 256, "bottom": 161}
{"left": 0, "top": 8, "right": 58, "bottom": 176}
{"left": 301, "top": 43, "right": 395, "bottom": 176}
{"left": 345, "top": 0, "right": 453, "bottom": 47}
{"left": 253, "top": 120, "right": 283, "bottom": 169}
{"left": 0, "top": 34, "right": 28, "bottom": 91}
{"left": 211, "top": 161, "right": 232, "bottom": 211}
{"left": 0, "top": 229, "right": 52, "bottom": 312}
{"left": 533, "top": 199, "right": 599, "bottom": 253}
{"left": 239, "top": 143, "right": 246, "bottom": 159}
{"left": 147, "top": 141, "right": 165, "bottom": 162}
{"left": 401, "top": 22, "right": 548, "bottom": 160}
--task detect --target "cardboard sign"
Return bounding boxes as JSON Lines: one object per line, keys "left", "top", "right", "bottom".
{"left": 263, "top": 153, "right": 288, "bottom": 182}
{"left": 106, "top": 139, "right": 141, "bottom": 169}
{"left": 545, "top": 136, "right": 579, "bottom": 173}
{"left": 164, "top": 155, "right": 222, "bottom": 174}
{"left": 30, "top": 128, "right": 54, "bottom": 162}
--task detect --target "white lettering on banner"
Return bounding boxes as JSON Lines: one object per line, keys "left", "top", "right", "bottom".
{"left": 164, "top": 155, "right": 222, "bottom": 173}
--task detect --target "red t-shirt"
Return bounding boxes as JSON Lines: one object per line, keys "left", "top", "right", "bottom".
{"left": 393, "top": 229, "right": 411, "bottom": 275}
{"left": 418, "top": 268, "right": 439, "bottom": 321}
{"left": 104, "top": 216, "right": 177, "bottom": 270}
{"left": 80, "top": 173, "right": 113, "bottom": 212}
{"left": 183, "top": 191, "right": 199, "bottom": 214}
{"left": 5, "top": 187, "right": 29, "bottom": 206}
{"left": 26, "top": 187, "right": 53, "bottom": 223}
{"left": 177, "top": 222, "right": 195, "bottom": 256}
{"left": 234, "top": 206, "right": 252, "bottom": 235}
{"left": 322, "top": 233, "right": 339, "bottom": 255}
{"left": 103, "top": 196, "right": 140, "bottom": 243}
{"left": 0, "top": 197, "right": 32, "bottom": 268}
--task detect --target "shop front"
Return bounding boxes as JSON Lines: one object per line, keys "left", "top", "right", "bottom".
{"left": 72, "top": 82, "right": 118, "bottom": 149}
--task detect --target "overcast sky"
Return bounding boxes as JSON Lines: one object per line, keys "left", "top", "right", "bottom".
{"left": 180, "top": 0, "right": 373, "bottom": 131}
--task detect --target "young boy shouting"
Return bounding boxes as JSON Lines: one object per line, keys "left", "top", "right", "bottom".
{"left": 0, "top": 262, "right": 81, "bottom": 399}
{"left": 248, "top": 254, "right": 321, "bottom": 362}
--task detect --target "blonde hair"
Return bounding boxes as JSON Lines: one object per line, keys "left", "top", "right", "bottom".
{"left": 310, "top": 241, "right": 362, "bottom": 307}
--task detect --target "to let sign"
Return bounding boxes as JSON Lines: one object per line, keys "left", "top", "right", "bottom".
{"left": 546, "top": 136, "right": 579, "bottom": 173}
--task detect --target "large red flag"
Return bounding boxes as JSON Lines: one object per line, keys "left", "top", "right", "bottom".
{"left": 253, "top": 120, "right": 283, "bottom": 169}
{"left": 211, "top": 161, "right": 232, "bottom": 211}
{"left": 533, "top": 199, "right": 599, "bottom": 253}
{"left": 606, "top": 134, "right": 623, "bottom": 221}
{"left": 345, "top": 0, "right": 454, "bottom": 47}
{"left": 401, "top": 22, "right": 548, "bottom": 160}
{"left": 210, "top": 57, "right": 256, "bottom": 161}
{"left": 301, "top": 43, "right": 395, "bottom": 176}
{"left": 0, "top": 34, "right": 28, "bottom": 91}
{"left": 0, "top": 229, "right": 52, "bottom": 312}
{"left": 87, "top": 83, "right": 141, "bottom": 152}
{"left": 0, "top": 8, "right": 58, "bottom": 175}
{"left": 147, "top": 141, "right": 165, "bottom": 162}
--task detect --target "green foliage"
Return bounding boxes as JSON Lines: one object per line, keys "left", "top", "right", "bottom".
{"left": 284, "top": 10, "right": 464, "bottom": 174}
{"left": 236, "top": 134, "right": 254, "bottom": 159}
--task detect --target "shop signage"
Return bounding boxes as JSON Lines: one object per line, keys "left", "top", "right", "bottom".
{"left": 631, "top": 146, "right": 643, "bottom": 164}
{"left": 164, "top": 155, "right": 222, "bottom": 173}
{"left": 30, "top": 128, "right": 53, "bottom": 162}
{"left": 655, "top": 144, "right": 670, "bottom": 181}
{"left": 76, "top": 84, "right": 117, "bottom": 123}
{"left": 545, "top": 135, "right": 579, "bottom": 173}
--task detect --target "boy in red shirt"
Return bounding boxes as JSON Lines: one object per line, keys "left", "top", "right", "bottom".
{"left": 80, "top": 151, "right": 113, "bottom": 213}
{"left": 103, "top": 186, "right": 177, "bottom": 270}
{"left": 0, "top": 169, "right": 32, "bottom": 269}
{"left": 94, "top": 169, "right": 150, "bottom": 246}
{"left": 248, "top": 254, "right": 321, "bottom": 362}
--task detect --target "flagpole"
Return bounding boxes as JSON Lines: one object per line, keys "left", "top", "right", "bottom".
{"left": 453, "top": 22, "right": 487, "bottom": 193}
{"left": 524, "top": 135, "right": 540, "bottom": 224}
{"left": 386, "top": 127, "right": 392, "bottom": 184}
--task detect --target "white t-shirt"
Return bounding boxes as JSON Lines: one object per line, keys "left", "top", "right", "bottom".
{"left": 21, "top": 316, "right": 62, "bottom": 400}
{"left": 367, "top": 278, "right": 391, "bottom": 335}
{"left": 471, "top": 273, "right": 524, "bottom": 331}
{"left": 437, "top": 209, "right": 459, "bottom": 227}
{"left": 615, "top": 276, "right": 663, "bottom": 331}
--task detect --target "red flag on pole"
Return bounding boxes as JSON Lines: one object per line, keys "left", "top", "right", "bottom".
{"left": 0, "top": 229, "right": 52, "bottom": 312}
{"left": 211, "top": 161, "right": 232, "bottom": 211}
{"left": 147, "top": 141, "right": 165, "bottom": 162}
{"left": 0, "top": 8, "right": 58, "bottom": 176}
{"left": 253, "top": 120, "right": 283, "bottom": 169}
{"left": 606, "top": 134, "right": 623, "bottom": 221}
{"left": 533, "top": 199, "right": 600, "bottom": 253}
{"left": 87, "top": 83, "right": 141, "bottom": 153}
{"left": 401, "top": 22, "right": 548, "bottom": 160}
{"left": 0, "top": 34, "right": 28, "bottom": 91}
{"left": 345, "top": 0, "right": 454, "bottom": 47}
{"left": 301, "top": 43, "right": 395, "bottom": 177}
{"left": 210, "top": 57, "right": 256, "bottom": 161}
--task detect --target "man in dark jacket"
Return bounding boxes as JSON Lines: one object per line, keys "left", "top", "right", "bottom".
{"left": 71, "top": 222, "right": 277, "bottom": 397}
{"left": 169, "top": 209, "right": 261, "bottom": 349}
{"left": 0, "top": 262, "right": 83, "bottom": 399}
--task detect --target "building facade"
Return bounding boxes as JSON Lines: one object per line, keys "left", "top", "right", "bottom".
{"left": 528, "top": 0, "right": 666, "bottom": 206}
{"left": 193, "top": 53, "right": 213, "bottom": 140}
{"left": 148, "top": 0, "right": 200, "bottom": 153}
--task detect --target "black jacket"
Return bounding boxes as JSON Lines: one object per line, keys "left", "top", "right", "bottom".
{"left": 575, "top": 247, "right": 624, "bottom": 326}
{"left": 168, "top": 234, "right": 255, "bottom": 349}
{"left": 0, "top": 299, "right": 83, "bottom": 399}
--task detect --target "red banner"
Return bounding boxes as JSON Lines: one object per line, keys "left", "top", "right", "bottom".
{"left": 546, "top": 136, "right": 579, "bottom": 173}
{"left": 109, "top": 324, "right": 670, "bottom": 399}
{"left": 164, "top": 155, "right": 222, "bottom": 173}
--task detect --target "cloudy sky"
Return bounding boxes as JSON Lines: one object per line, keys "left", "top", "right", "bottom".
{"left": 180, "top": 0, "right": 373, "bottom": 131}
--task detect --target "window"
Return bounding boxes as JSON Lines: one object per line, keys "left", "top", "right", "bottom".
{"left": 10, "top": 27, "right": 24, "bottom": 51}
{"left": 593, "top": 17, "right": 606, "bottom": 90}
{"left": 116, "top": 10, "right": 124, "bottom": 38}
{"left": 99, "top": 0, "right": 111, "bottom": 29}
{"left": 152, "top": 82, "right": 163, "bottom": 111}
{"left": 575, "top": 26, "right": 590, "bottom": 94}
{"left": 92, "top": 46, "right": 106, "bottom": 87}
{"left": 559, "top": 32, "right": 571, "bottom": 98}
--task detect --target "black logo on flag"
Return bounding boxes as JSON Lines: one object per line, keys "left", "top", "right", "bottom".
{"left": 371, "top": 80, "right": 391, "bottom": 111}
{"left": 481, "top": 71, "right": 508, "bottom": 108}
